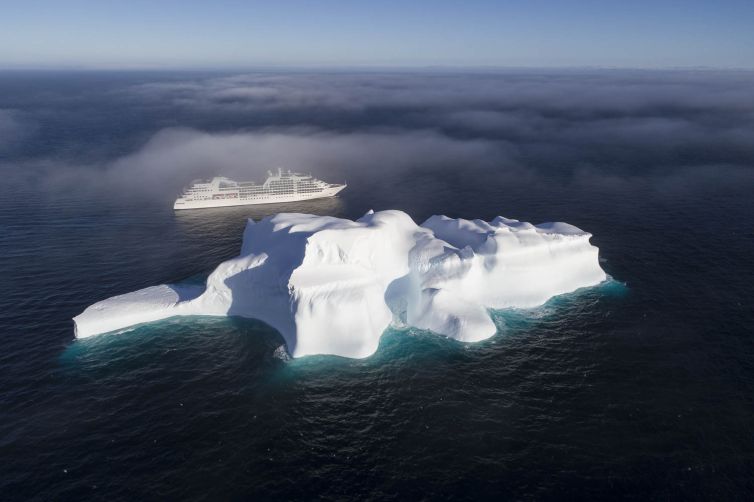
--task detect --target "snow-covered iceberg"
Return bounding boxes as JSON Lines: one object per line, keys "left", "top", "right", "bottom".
{"left": 73, "top": 210, "right": 607, "bottom": 358}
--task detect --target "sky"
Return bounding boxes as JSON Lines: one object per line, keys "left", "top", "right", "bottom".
{"left": 1, "top": 0, "right": 753, "bottom": 69}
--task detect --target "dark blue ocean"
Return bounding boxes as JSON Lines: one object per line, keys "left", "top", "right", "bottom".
{"left": 1, "top": 70, "right": 753, "bottom": 500}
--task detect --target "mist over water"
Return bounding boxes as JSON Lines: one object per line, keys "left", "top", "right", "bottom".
{"left": 1, "top": 70, "right": 753, "bottom": 499}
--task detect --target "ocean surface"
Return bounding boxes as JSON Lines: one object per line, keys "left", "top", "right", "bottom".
{"left": 1, "top": 70, "right": 753, "bottom": 500}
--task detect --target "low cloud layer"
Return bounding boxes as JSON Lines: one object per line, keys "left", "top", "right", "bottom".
{"left": 103, "top": 127, "right": 518, "bottom": 196}
{"left": 1, "top": 69, "right": 753, "bottom": 200}
{"left": 0, "top": 108, "right": 32, "bottom": 150}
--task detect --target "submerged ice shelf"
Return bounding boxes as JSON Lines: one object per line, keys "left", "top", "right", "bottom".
{"left": 74, "top": 210, "right": 607, "bottom": 358}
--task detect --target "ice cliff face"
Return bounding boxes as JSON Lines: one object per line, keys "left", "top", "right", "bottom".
{"left": 73, "top": 210, "right": 607, "bottom": 358}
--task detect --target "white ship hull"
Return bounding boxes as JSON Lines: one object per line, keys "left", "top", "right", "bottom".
{"left": 174, "top": 184, "right": 345, "bottom": 210}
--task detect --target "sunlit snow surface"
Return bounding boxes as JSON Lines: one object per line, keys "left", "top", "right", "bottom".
{"left": 74, "top": 210, "right": 607, "bottom": 358}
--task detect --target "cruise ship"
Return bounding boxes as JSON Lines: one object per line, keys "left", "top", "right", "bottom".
{"left": 173, "top": 169, "right": 346, "bottom": 210}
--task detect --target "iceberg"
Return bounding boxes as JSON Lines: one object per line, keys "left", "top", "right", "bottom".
{"left": 73, "top": 210, "right": 607, "bottom": 358}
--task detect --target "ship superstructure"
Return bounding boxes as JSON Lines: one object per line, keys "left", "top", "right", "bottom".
{"left": 174, "top": 169, "right": 346, "bottom": 210}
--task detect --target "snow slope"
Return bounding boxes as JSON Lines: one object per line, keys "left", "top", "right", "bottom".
{"left": 73, "top": 210, "right": 607, "bottom": 358}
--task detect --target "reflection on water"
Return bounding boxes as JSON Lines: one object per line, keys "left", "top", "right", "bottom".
{"left": 173, "top": 196, "right": 346, "bottom": 233}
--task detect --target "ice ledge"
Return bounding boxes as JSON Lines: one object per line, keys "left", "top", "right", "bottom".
{"left": 73, "top": 210, "right": 607, "bottom": 358}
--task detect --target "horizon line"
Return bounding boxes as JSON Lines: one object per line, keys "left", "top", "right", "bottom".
{"left": 1, "top": 63, "right": 754, "bottom": 73}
